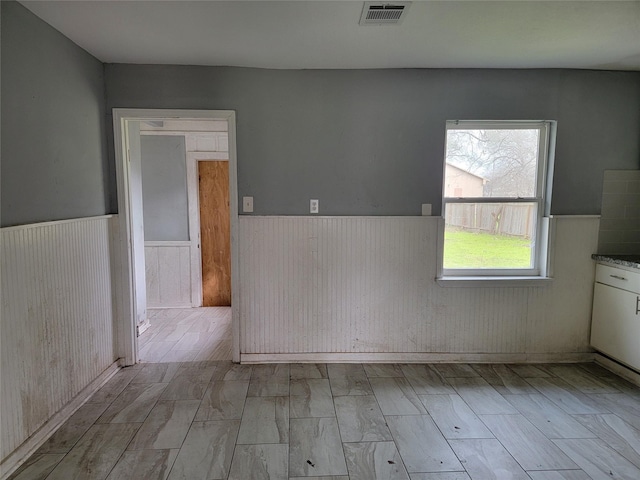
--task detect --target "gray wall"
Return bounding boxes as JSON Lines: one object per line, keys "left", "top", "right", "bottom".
{"left": 105, "top": 65, "right": 640, "bottom": 216}
{"left": 1, "top": 1, "right": 109, "bottom": 227}
{"left": 141, "top": 135, "right": 189, "bottom": 241}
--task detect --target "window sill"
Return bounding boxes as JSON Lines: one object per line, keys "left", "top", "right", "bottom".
{"left": 436, "top": 276, "right": 553, "bottom": 287}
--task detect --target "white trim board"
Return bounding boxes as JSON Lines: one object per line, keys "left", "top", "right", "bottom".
{"left": 0, "top": 214, "right": 114, "bottom": 232}
{"left": 241, "top": 353, "right": 595, "bottom": 364}
{"left": 112, "top": 109, "right": 240, "bottom": 365}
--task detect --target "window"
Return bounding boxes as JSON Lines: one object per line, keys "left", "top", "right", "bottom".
{"left": 440, "top": 121, "right": 554, "bottom": 279}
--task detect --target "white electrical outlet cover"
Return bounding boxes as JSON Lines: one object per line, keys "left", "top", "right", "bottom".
{"left": 310, "top": 199, "right": 319, "bottom": 214}
{"left": 243, "top": 196, "right": 254, "bottom": 213}
{"left": 421, "top": 204, "right": 432, "bottom": 216}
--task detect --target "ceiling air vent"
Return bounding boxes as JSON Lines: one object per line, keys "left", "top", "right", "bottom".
{"left": 359, "top": 2, "right": 411, "bottom": 26}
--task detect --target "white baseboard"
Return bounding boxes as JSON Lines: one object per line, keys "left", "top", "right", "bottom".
{"left": 240, "top": 352, "right": 595, "bottom": 364}
{"left": 595, "top": 353, "right": 640, "bottom": 387}
{"left": 0, "top": 362, "right": 121, "bottom": 480}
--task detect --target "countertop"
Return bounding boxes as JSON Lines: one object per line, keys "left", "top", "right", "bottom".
{"left": 592, "top": 254, "right": 640, "bottom": 270}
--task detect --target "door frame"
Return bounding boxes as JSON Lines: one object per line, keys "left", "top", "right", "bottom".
{"left": 113, "top": 109, "right": 240, "bottom": 365}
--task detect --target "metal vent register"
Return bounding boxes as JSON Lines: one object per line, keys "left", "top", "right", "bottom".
{"left": 359, "top": 2, "right": 411, "bottom": 26}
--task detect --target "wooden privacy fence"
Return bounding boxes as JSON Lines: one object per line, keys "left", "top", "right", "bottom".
{"left": 445, "top": 203, "right": 536, "bottom": 238}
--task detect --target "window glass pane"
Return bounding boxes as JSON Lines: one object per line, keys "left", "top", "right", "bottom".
{"left": 445, "top": 128, "right": 540, "bottom": 198}
{"left": 443, "top": 202, "right": 537, "bottom": 269}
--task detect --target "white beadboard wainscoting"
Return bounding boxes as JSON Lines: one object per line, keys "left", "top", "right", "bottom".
{"left": 144, "top": 242, "right": 194, "bottom": 308}
{"left": 239, "top": 215, "right": 599, "bottom": 363}
{"left": 0, "top": 216, "right": 118, "bottom": 477}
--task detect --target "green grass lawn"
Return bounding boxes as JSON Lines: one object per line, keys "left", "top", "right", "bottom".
{"left": 444, "top": 228, "right": 532, "bottom": 269}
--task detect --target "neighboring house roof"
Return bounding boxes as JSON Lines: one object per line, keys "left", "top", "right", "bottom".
{"left": 445, "top": 162, "right": 487, "bottom": 182}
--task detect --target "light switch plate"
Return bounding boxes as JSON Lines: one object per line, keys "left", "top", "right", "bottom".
{"left": 310, "top": 199, "right": 319, "bottom": 214}
{"left": 421, "top": 203, "right": 432, "bottom": 216}
{"left": 243, "top": 196, "right": 254, "bottom": 213}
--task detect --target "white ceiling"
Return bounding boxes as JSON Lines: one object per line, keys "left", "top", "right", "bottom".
{"left": 21, "top": 1, "right": 640, "bottom": 70}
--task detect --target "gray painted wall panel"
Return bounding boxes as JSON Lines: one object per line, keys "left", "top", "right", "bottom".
{"left": 1, "top": 1, "right": 108, "bottom": 227}
{"left": 105, "top": 65, "right": 640, "bottom": 216}
{"left": 141, "top": 135, "right": 189, "bottom": 241}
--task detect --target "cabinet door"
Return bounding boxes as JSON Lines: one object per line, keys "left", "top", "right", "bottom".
{"left": 591, "top": 282, "right": 640, "bottom": 371}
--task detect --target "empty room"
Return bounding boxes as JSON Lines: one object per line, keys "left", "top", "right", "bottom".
{"left": 2, "top": 1, "right": 640, "bottom": 479}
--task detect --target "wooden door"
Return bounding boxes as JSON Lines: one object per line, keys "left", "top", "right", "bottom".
{"left": 198, "top": 161, "right": 231, "bottom": 306}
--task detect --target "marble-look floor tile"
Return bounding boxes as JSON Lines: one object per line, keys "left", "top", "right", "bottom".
{"left": 167, "top": 420, "right": 240, "bottom": 480}
{"left": 433, "top": 364, "right": 479, "bottom": 378}
{"left": 548, "top": 365, "right": 621, "bottom": 394}
{"left": 409, "top": 473, "right": 471, "bottom": 480}
{"left": 159, "top": 349, "right": 198, "bottom": 363}
{"left": 334, "top": 395, "right": 392, "bottom": 442}
{"left": 248, "top": 376, "right": 290, "bottom": 397}
{"left": 507, "top": 364, "right": 553, "bottom": 378}
{"left": 446, "top": 377, "right": 518, "bottom": 415}
{"left": 46, "top": 423, "right": 141, "bottom": 480}
{"left": 588, "top": 393, "right": 640, "bottom": 430}
{"left": 526, "top": 377, "right": 611, "bottom": 414}
{"left": 370, "top": 377, "right": 427, "bottom": 415}
{"left": 526, "top": 471, "right": 591, "bottom": 480}
{"left": 87, "top": 368, "right": 139, "bottom": 404}
{"left": 106, "top": 449, "right": 179, "bottom": 480}
{"left": 364, "top": 363, "right": 406, "bottom": 377}
{"left": 290, "top": 363, "right": 328, "bottom": 379}
{"left": 503, "top": 394, "right": 595, "bottom": 439}
{"left": 330, "top": 374, "right": 373, "bottom": 396}
{"left": 237, "top": 396, "right": 289, "bottom": 444}
{"left": 289, "top": 417, "right": 348, "bottom": 477}
{"left": 7, "top": 453, "right": 65, "bottom": 480}
{"left": 344, "top": 441, "right": 409, "bottom": 480}
{"left": 290, "top": 379, "right": 335, "bottom": 418}
{"left": 172, "top": 332, "right": 215, "bottom": 351}
{"left": 419, "top": 394, "right": 493, "bottom": 439}
{"left": 132, "top": 363, "right": 181, "bottom": 384}
{"left": 252, "top": 363, "right": 290, "bottom": 379}
{"left": 599, "top": 375, "right": 640, "bottom": 398}
{"left": 553, "top": 438, "right": 640, "bottom": 480}
{"left": 97, "top": 383, "right": 167, "bottom": 423}
{"left": 386, "top": 415, "right": 462, "bottom": 473}
{"left": 471, "top": 364, "right": 538, "bottom": 395}
{"left": 328, "top": 363, "right": 367, "bottom": 378}
{"left": 128, "top": 400, "right": 200, "bottom": 450}
{"left": 448, "top": 439, "right": 530, "bottom": 480}
{"left": 479, "top": 414, "right": 577, "bottom": 470}
{"left": 159, "top": 368, "right": 213, "bottom": 401}
{"left": 37, "top": 402, "right": 111, "bottom": 453}
{"left": 194, "top": 380, "right": 249, "bottom": 421}
{"left": 211, "top": 362, "right": 253, "bottom": 381}
{"left": 401, "top": 364, "right": 455, "bottom": 395}
{"left": 573, "top": 414, "right": 640, "bottom": 468}
{"left": 228, "top": 444, "right": 288, "bottom": 480}
{"left": 289, "top": 477, "right": 349, "bottom": 480}
{"left": 140, "top": 341, "right": 179, "bottom": 362}
{"left": 577, "top": 362, "right": 613, "bottom": 377}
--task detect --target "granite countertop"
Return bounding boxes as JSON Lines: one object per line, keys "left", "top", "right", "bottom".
{"left": 592, "top": 254, "right": 640, "bottom": 269}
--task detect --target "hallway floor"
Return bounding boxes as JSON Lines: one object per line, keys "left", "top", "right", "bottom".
{"left": 10, "top": 362, "right": 640, "bottom": 479}
{"left": 139, "top": 307, "right": 232, "bottom": 363}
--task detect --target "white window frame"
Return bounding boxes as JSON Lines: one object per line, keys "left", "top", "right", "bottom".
{"left": 438, "top": 120, "right": 556, "bottom": 284}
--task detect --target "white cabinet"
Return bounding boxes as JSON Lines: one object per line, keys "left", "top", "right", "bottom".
{"left": 591, "top": 263, "right": 640, "bottom": 371}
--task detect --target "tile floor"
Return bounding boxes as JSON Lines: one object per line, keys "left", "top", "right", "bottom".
{"left": 138, "top": 307, "right": 232, "bottom": 363}
{"left": 10, "top": 360, "right": 640, "bottom": 479}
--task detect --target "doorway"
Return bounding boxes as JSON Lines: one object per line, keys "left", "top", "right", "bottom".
{"left": 113, "top": 109, "right": 239, "bottom": 365}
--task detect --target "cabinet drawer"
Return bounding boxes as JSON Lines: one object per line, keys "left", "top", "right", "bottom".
{"left": 595, "top": 264, "right": 640, "bottom": 293}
